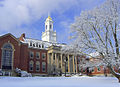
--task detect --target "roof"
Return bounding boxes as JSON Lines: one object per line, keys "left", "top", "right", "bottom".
{"left": 0, "top": 33, "right": 20, "bottom": 43}
{"left": 24, "top": 37, "right": 66, "bottom": 45}
{"left": 20, "top": 37, "right": 66, "bottom": 50}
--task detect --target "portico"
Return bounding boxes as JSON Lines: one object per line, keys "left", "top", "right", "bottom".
{"left": 47, "top": 45, "right": 78, "bottom": 75}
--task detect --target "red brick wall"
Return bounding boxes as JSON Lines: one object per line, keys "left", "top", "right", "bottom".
{"left": 0, "top": 34, "right": 48, "bottom": 75}
{"left": 90, "top": 66, "right": 110, "bottom": 75}
{"left": 0, "top": 34, "right": 21, "bottom": 70}
{"left": 19, "top": 43, "right": 28, "bottom": 71}
{"left": 28, "top": 48, "right": 48, "bottom": 74}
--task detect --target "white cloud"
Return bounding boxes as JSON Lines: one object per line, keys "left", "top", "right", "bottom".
{"left": 0, "top": 0, "right": 75, "bottom": 31}
{"left": 0, "top": 0, "right": 105, "bottom": 40}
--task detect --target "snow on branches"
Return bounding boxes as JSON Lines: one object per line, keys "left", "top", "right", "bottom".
{"left": 69, "top": 0, "right": 120, "bottom": 66}
{"left": 62, "top": 0, "right": 120, "bottom": 79}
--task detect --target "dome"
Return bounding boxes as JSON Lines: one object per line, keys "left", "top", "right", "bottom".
{"left": 46, "top": 16, "right": 52, "bottom": 21}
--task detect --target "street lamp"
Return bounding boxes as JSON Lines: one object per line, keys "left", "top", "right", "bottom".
{"left": 64, "top": 56, "right": 67, "bottom": 77}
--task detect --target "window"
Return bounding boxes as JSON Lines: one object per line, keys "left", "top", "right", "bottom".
{"left": 30, "top": 51, "right": 34, "bottom": 58}
{"left": 36, "top": 52, "right": 40, "bottom": 59}
{"left": 91, "top": 68, "right": 94, "bottom": 72}
{"left": 42, "top": 53, "right": 46, "bottom": 60}
{"left": 42, "top": 44, "right": 44, "bottom": 48}
{"left": 82, "top": 69, "right": 86, "bottom": 73}
{"left": 30, "top": 42, "right": 32, "bottom": 46}
{"left": 46, "top": 25, "right": 47, "bottom": 29}
{"left": 36, "top": 43, "right": 38, "bottom": 47}
{"left": 36, "top": 61, "right": 40, "bottom": 71}
{"left": 50, "top": 25, "right": 52, "bottom": 29}
{"left": 29, "top": 61, "right": 34, "bottom": 71}
{"left": 39, "top": 44, "right": 41, "bottom": 48}
{"left": 42, "top": 62, "right": 46, "bottom": 72}
{"left": 2, "top": 43, "right": 13, "bottom": 70}
{"left": 33, "top": 43, "right": 35, "bottom": 47}
{"left": 97, "top": 67, "right": 101, "bottom": 72}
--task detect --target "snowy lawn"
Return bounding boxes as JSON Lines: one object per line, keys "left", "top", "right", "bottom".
{"left": 0, "top": 76, "right": 120, "bottom": 87}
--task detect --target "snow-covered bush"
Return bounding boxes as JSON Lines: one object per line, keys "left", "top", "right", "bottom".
{"left": 15, "top": 68, "right": 32, "bottom": 77}
{"left": 21, "top": 71, "right": 32, "bottom": 77}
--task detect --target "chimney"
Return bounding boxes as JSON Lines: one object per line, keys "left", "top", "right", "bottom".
{"left": 19, "top": 33, "right": 25, "bottom": 41}
{"left": 22, "top": 33, "right": 25, "bottom": 38}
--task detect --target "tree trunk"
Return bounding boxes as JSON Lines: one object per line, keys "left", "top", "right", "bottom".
{"left": 108, "top": 66, "right": 120, "bottom": 82}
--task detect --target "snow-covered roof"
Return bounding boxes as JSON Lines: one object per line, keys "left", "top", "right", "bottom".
{"left": 20, "top": 37, "right": 66, "bottom": 50}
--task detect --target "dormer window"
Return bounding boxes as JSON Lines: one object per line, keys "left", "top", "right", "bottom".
{"left": 39, "top": 44, "right": 41, "bottom": 48}
{"left": 36, "top": 43, "right": 38, "bottom": 47}
{"left": 42, "top": 44, "right": 44, "bottom": 48}
{"left": 33, "top": 43, "right": 35, "bottom": 47}
{"left": 30, "top": 42, "right": 32, "bottom": 46}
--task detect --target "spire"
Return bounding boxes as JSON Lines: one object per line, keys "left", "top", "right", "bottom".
{"left": 48, "top": 12, "right": 50, "bottom": 17}
{"left": 42, "top": 14, "right": 56, "bottom": 43}
{"left": 46, "top": 12, "right": 52, "bottom": 20}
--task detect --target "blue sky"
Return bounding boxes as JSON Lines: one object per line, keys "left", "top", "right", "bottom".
{"left": 0, "top": 0, "right": 106, "bottom": 43}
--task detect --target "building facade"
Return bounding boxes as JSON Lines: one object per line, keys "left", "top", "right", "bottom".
{"left": 0, "top": 15, "right": 78, "bottom": 76}
{"left": 47, "top": 45, "right": 78, "bottom": 75}
{"left": 0, "top": 33, "right": 48, "bottom": 75}
{"left": 0, "top": 34, "right": 28, "bottom": 75}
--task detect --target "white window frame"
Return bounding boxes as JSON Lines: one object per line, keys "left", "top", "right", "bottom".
{"left": 30, "top": 51, "right": 34, "bottom": 59}
{"left": 42, "top": 62, "right": 46, "bottom": 72}
{"left": 36, "top": 61, "right": 40, "bottom": 72}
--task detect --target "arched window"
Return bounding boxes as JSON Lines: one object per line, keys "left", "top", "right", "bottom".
{"left": 42, "top": 44, "right": 44, "bottom": 48}
{"left": 36, "top": 61, "right": 40, "bottom": 72}
{"left": 2, "top": 43, "right": 13, "bottom": 70}
{"left": 42, "top": 62, "right": 46, "bottom": 72}
{"left": 50, "top": 25, "right": 52, "bottom": 29}
{"left": 29, "top": 61, "right": 34, "bottom": 71}
{"left": 46, "top": 25, "right": 47, "bottom": 29}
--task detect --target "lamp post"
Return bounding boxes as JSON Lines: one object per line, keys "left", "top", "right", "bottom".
{"left": 64, "top": 57, "right": 67, "bottom": 77}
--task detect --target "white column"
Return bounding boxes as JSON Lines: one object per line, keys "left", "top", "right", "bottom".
{"left": 73, "top": 55, "right": 75, "bottom": 73}
{"left": 68, "top": 54, "right": 70, "bottom": 73}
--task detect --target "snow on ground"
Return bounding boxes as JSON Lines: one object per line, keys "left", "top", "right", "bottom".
{"left": 0, "top": 76, "right": 120, "bottom": 87}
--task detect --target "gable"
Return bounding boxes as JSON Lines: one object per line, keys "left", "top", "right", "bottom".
{"left": 0, "top": 33, "right": 20, "bottom": 45}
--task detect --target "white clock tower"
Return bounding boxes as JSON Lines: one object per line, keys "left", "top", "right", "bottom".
{"left": 42, "top": 15, "right": 57, "bottom": 43}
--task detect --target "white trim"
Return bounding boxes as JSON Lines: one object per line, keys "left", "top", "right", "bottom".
{"left": 1, "top": 43, "right": 15, "bottom": 70}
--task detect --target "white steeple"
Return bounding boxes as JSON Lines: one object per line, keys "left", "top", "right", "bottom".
{"left": 45, "top": 14, "right": 53, "bottom": 31}
{"left": 42, "top": 14, "right": 57, "bottom": 43}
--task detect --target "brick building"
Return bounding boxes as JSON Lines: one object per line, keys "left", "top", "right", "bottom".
{"left": 0, "top": 33, "right": 48, "bottom": 75}
{"left": 0, "top": 16, "right": 78, "bottom": 76}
